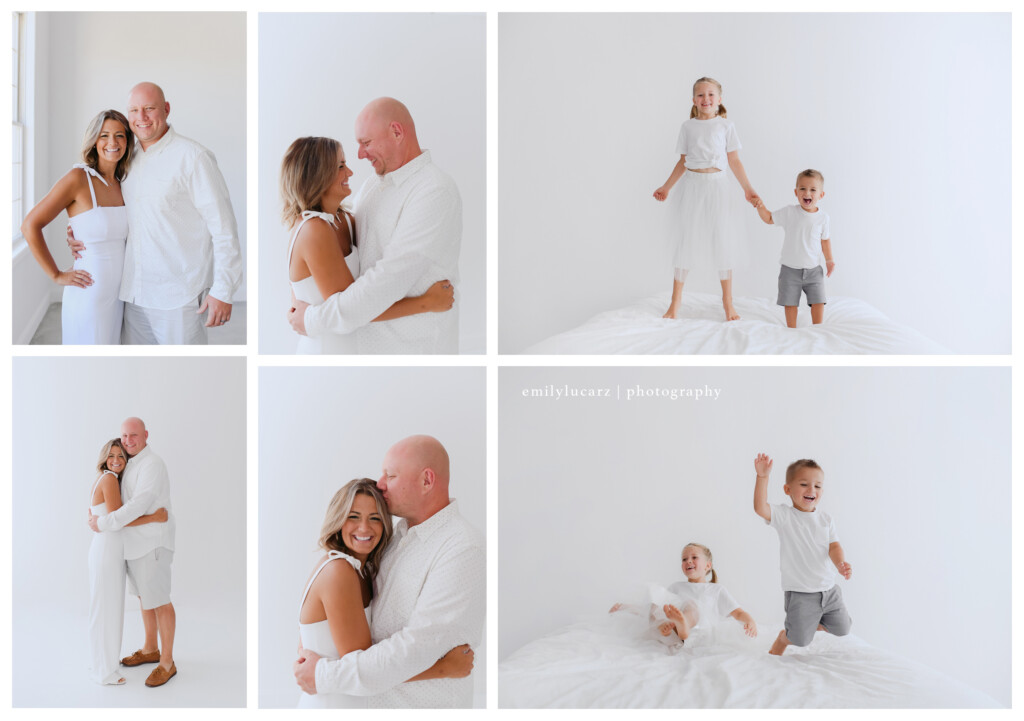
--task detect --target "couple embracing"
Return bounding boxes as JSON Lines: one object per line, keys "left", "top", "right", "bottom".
{"left": 284, "top": 98, "right": 461, "bottom": 354}
{"left": 293, "top": 435, "right": 484, "bottom": 708}
{"left": 23, "top": 82, "right": 242, "bottom": 345}
{"left": 87, "top": 418, "right": 177, "bottom": 687}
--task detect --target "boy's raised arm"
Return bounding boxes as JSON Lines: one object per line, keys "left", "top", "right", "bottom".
{"left": 753, "top": 453, "right": 773, "bottom": 522}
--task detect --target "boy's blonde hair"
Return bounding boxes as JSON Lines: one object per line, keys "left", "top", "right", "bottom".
{"left": 682, "top": 542, "right": 718, "bottom": 583}
{"left": 796, "top": 169, "right": 825, "bottom": 187}
{"left": 785, "top": 458, "right": 823, "bottom": 485}
{"left": 689, "top": 76, "right": 727, "bottom": 119}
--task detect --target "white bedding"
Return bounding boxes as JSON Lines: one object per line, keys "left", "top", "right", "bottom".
{"left": 522, "top": 292, "right": 949, "bottom": 354}
{"left": 499, "top": 617, "right": 999, "bottom": 708}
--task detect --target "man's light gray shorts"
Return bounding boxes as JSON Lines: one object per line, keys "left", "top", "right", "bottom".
{"left": 127, "top": 548, "right": 174, "bottom": 610}
{"left": 783, "top": 584, "right": 851, "bottom": 647}
{"left": 777, "top": 265, "right": 827, "bottom": 307}
{"left": 122, "top": 291, "right": 209, "bottom": 345}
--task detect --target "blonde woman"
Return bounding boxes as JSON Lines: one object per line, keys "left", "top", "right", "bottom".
{"left": 22, "top": 110, "right": 134, "bottom": 344}
{"left": 88, "top": 439, "right": 167, "bottom": 685}
{"left": 297, "top": 479, "right": 471, "bottom": 708}
{"left": 281, "top": 137, "right": 454, "bottom": 354}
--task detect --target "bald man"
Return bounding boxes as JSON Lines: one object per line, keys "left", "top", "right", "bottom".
{"left": 88, "top": 417, "right": 178, "bottom": 686}
{"left": 294, "top": 435, "right": 485, "bottom": 707}
{"left": 288, "top": 98, "right": 462, "bottom": 354}
{"left": 71, "top": 82, "right": 243, "bottom": 344}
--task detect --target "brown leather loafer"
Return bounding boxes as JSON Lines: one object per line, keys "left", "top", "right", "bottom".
{"left": 145, "top": 663, "right": 177, "bottom": 687}
{"left": 121, "top": 649, "right": 161, "bottom": 666}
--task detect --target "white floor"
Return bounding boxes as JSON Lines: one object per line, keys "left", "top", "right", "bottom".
{"left": 13, "top": 597, "right": 245, "bottom": 707}
{"left": 29, "top": 302, "right": 247, "bottom": 345}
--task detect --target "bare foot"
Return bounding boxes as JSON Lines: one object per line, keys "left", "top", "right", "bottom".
{"left": 723, "top": 302, "right": 740, "bottom": 321}
{"left": 769, "top": 629, "right": 788, "bottom": 656}
{"left": 663, "top": 604, "right": 690, "bottom": 640}
{"left": 658, "top": 621, "right": 674, "bottom": 636}
{"left": 663, "top": 305, "right": 680, "bottom": 319}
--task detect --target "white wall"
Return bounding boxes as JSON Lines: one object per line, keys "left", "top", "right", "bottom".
{"left": 13, "top": 11, "right": 248, "bottom": 342}
{"left": 12, "top": 357, "right": 247, "bottom": 706}
{"left": 258, "top": 13, "right": 486, "bottom": 354}
{"left": 258, "top": 366, "right": 487, "bottom": 707}
{"left": 499, "top": 13, "right": 1010, "bottom": 353}
{"left": 499, "top": 366, "right": 1010, "bottom": 706}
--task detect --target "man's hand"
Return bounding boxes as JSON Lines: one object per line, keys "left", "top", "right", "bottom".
{"left": 288, "top": 300, "right": 311, "bottom": 336}
{"left": 67, "top": 224, "right": 86, "bottom": 259}
{"left": 836, "top": 561, "right": 853, "bottom": 580}
{"left": 434, "top": 644, "right": 474, "bottom": 679}
{"left": 294, "top": 648, "right": 321, "bottom": 694}
{"left": 87, "top": 510, "right": 100, "bottom": 533}
{"left": 199, "top": 294, "right": 232, "bottom": 328}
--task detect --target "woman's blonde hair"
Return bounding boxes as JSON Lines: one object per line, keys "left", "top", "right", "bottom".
{"left": 683, "top": 542, "right": 718, "bottom": 583}
{"left": 688, "top": 76, "right": 727, "bottom": 119}
{"left": 95, "top": 438, "right": 128, "bottom": 483}
{"left": 319, "top": 478, "right": 393, "bottom": 581}
{"left": 81, "top": 110, "right": 134, "bottom": 182}
{"left": 280, "top": 136, "right": 341, "bottom": 228}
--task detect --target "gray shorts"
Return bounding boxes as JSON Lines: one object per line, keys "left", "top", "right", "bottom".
{"left": 777, "top": 265, "right": 827, "bottom": 307}
{"left": 127, "top": 548, "right": 174, "bottom": 610}
{"left": 122, "top": 291, "right": 209, "bottom": 345}
{"left": 783, "top": 585, "right": 852, "bottom": 647}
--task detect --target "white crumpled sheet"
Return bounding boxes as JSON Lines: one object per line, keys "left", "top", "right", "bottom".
{"left": 499, "top": 616, "right": 999, "bottom": 708}
{"left": 523, "top": 293, "right": 949, "bottom": 355}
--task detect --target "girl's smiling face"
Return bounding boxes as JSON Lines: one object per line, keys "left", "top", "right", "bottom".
{"left": 681, "top": 545, "right": 712, "bottom": 582}
{"left": 692, "top": 83, "right": 721, "bottom": 119}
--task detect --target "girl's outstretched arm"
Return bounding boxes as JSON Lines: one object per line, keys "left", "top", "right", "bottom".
{"left": 727, "top": 150, "right": 759, "bottom": 206}
{"left": 654, "top": 155, "right": 687, "bottom": 201}
{"left": 729, "top": 607, "right": 758, "bottom": 637}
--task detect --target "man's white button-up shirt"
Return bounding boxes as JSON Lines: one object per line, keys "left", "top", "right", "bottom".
{"left": 303, "top": 150, "right": 461, "bottom": 354}
{"left": 314, "top": 500, "right": 485, "bottom": 707}
{"left": 96, "top": 445, "right": 175, "bottom": 560}
{"left": 120, "top": 126, "right": 243, "bottom": 309}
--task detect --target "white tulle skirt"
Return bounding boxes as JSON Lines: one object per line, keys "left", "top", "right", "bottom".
{"left": 668, "top": 170, "right": 742, "bottom": 272}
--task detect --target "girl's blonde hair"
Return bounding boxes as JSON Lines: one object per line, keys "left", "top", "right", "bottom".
{"left": 689, "top": 76, "right": 727, "bottom": 119}
{"left": 683, "top": 542, "right": 718, "bottom": 583}
{"left": 319, "top": 478, "right": 393, "bottom": 582}
{"left": 280, "top": 136, "right": 341, "bottom": 228}
{"left": 95, "top": 438, "right": 128, "bottom": 483}
{"left": 81, "top": 110, "right": 134, "bottom": 182}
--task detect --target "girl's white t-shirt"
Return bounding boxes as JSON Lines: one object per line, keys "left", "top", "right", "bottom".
{"left": 675, "top": 116, "right": 741, "bottom": 171}
{"left": 664, "top": 581, "right": 740, "bottom": 625}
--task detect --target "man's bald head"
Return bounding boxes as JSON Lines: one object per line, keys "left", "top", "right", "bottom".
{"left": 120, "top": 417, "right": 149, "bottom": 456}
{"left": 377, "top": 434, "right": 451, "bottom": 525}
{"left": 127, "top": 82, "right": 170, "bottom": 150}
{"left": 354, "top": 97, "right": 422, "bottom": 175}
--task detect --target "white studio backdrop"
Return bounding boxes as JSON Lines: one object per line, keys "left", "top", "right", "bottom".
{"left": 498, "top": 13, "right": 1010, "bottom": 354}
{"left": 498, "top": 366, "right": 1010, "bottom": 707}
{"left": 258, "top": 366, "right": 487, "bottom": 708}
{"left": 11, "top": 357, "right": 247, "bottom": 707}
{"left": 258, "top": 13, "right": 486, "bottom": 354}
{"left": 12, "top": 12, "right": 248, "bottom": 343}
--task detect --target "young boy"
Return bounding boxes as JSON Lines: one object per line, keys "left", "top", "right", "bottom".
{"left": 753, "top": 170, "right": 835, "bottom": 328}
{"left": 752, "top": 453, "right": 852, "bottom": 655}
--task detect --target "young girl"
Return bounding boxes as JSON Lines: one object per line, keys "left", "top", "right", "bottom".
{"left": 610, "top": 542, "right": 757, "bottom": 644}
{"left": 653, "top": 77, "right": 760, "bottom": 321}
